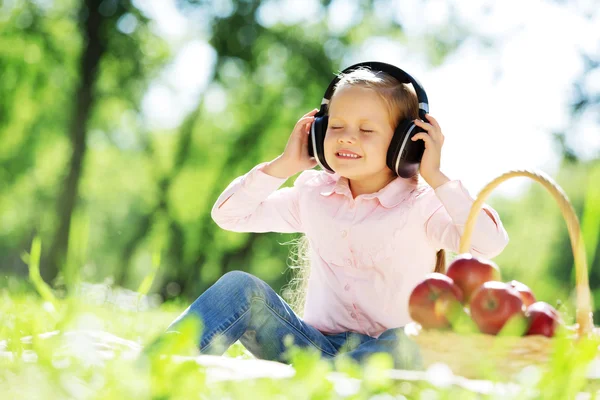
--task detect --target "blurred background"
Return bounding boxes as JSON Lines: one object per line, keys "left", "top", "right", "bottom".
{"left": 0, "top": 0, "right": 599, "bottom": 320}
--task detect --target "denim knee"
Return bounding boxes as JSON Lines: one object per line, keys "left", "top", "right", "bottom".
{"left": 216, "top": 270, "right": 262, "bottom": 298}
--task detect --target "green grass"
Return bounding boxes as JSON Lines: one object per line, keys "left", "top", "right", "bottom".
{"left": 0, "top": 287, "right": 444, "bottom": 399}
{"left": 2, "top": 238, "right": 600, "bottom": 399}
{"left": 2, "top": 283, "right": 600, "bottom": 399}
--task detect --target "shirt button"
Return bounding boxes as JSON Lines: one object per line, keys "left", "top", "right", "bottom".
{"left": 350, "top": 312, "right": 357, "bottom": 319}
{"left": 341, "top": 230, "right": 348, "bottom": 238}
{"left": 345, "top": 259, "right": 353, "bottom": 267}
{"left": 344, "top": 284, "right": 351, "bottom": 291}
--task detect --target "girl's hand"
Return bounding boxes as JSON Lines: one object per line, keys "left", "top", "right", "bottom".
{"left": 411, "top": 114, "right": 450, "bottom": 188}
{"left": 265, "top": 109, "right": 319, "bottom": 178}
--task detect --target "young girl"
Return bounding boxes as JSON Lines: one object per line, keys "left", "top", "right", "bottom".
{"left": 162, "top": 63, "right": 509, "bottom": 369}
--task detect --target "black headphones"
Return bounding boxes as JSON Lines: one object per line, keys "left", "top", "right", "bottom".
{"left": 308, "top": 61, "right": 428, "bottom": 178}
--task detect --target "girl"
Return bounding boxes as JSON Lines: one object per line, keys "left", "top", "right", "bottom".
{"left": 162, "top": 63, "right": 509, "bottom": 369}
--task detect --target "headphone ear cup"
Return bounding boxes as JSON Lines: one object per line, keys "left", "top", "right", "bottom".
{"left": 309, "top": 114, "right": 334, "bottom": 173}
{"left": 386, "top": 119, "right": 426, "bottom": 178}
{"left": 386, "top": 119, "right": 412, "bottom": 173}
{"left": 308, "top": 117, "right": 322, "bottom": 157}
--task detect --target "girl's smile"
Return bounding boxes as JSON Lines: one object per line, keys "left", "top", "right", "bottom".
{"left": 335, "top": 149, "right": 363, "bottom": 159}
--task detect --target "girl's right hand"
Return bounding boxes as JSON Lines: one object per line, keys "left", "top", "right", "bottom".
{"left": 264, "top": 109, "right": 319, "bottom": 178}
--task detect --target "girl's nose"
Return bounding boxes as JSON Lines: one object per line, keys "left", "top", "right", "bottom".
{"left": 337, "top": 131, "right": 357, "bottom": 143}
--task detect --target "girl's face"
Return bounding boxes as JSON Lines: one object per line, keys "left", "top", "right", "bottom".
{"left": 323, "top": 85, "right": 396, "bottom": 184}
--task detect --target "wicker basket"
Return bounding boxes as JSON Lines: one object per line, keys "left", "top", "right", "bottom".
{"left": 404, "top": 169, "right": 597, "bottom": 381}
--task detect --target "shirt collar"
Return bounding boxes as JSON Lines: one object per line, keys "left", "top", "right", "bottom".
{"left": 319, "top": 173, "right": 417, "bottom": 208}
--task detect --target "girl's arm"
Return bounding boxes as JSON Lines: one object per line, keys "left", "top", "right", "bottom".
{"left": 211, "top": 161, "right": 313, "bottom": 234}
{"left": 212, "top": 109, "right": 320, "bottom": 234}
{"left": 421, "top": 180, "right": 509, "bottom": 259}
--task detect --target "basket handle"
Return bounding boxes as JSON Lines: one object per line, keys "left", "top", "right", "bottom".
{"left": 458, "top": 169, "right": 593, "bottom": 336}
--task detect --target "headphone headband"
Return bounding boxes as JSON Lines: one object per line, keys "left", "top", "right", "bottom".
{"left": 319, "top": 61, "right": 429, "bottom": 121}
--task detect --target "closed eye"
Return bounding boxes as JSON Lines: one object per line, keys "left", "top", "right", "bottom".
{"left": 361, "top": 129, "right": 374, "bottom": 133}
{"left": 331, "top": 126, "right": 342, "bottom": 130}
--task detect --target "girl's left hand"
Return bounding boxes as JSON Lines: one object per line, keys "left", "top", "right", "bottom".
{"left": 411, "top": 114, "right": 446, "bottom": 187}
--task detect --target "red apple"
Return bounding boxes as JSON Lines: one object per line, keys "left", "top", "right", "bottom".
{"left": 469, "top": 281, "right": 525, "bottom": 335}
{"left": 508, "top": 280, "right": 537, "bottom": 307}
{"left": 408, "top": 273, "right": 464, "bottom": 329}
{"left": 446, "top": 254, "right": 501, "bottom": 303}
{"left": 525, "top": 301, "right": 562, "bottom": 338}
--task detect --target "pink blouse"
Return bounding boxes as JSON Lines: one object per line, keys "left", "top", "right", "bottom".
{"left": 211, "top": 162, "right": 509, "bottom": 338}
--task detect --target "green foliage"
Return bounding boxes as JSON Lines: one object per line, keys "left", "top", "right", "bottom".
{"left": 1, "top": 0, "right": 503, "bottom": 299}
{"left": 23, "top": 236, "right": 58, "bottom": 309}
{"left": 3, "top": 289, "right": 600, "bottom": 398}
{"left": 1, "top": 0, "right": 600, "bottom": 396}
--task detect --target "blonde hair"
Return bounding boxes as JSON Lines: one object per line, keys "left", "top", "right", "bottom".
{"left": 332, "top": 67, "right": 419, "bottom": 130}
{"left": 285, "top": 68, "right": 446, "bottom": 316}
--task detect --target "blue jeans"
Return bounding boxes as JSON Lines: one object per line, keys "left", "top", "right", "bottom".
{"left": 165, "top": 271, "right": 422, "bottom": 369}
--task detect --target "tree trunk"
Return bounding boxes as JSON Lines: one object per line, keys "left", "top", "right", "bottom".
{"left": 43, "top": 0, "right": 105, "bottom": 284}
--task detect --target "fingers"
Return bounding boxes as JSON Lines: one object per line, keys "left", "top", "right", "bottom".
{"left": 303, "top": 108, "right": 319, "bottom": 118}
{"left": 413, "top": 119, "right": 432, "bottom": 131}
{"left": 298, "top": 110, "right": 318, "bottom": 128}
{"left": 305, "top": 117, "right": 314, "bottom": 134}
{"left": 297, "top": 115, "right": 315, "bottom": 127}
{"left": 424, "top": 114, "right": 440, "bottom": 129}
{"left": 414, "top": 114, "right": 440, "bottom": 130}
{"left": 293, "top": 115, "right": 315, "bottom": 136}
{"left": 414, "top": 115, "right": 443, "bottom": 141}
{"left": 411, "top": 132, "right": 431, "bottom": 145}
